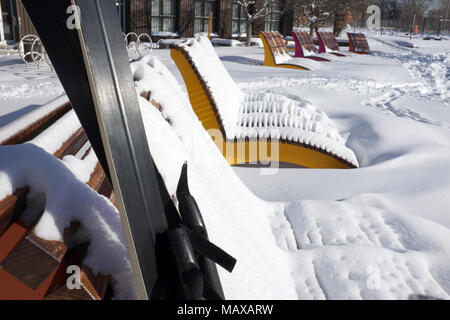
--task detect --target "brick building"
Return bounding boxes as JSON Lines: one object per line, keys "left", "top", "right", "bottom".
{"left": 1, "top": 0, "right": 295, "bottom": 43}
{"left": 125, "top": 0, "right": 295, "bottom": 39}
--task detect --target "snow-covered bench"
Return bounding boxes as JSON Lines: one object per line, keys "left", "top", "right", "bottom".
{"left": 0, "top": 98, "right": 112, "bottom": 300}
{"left": 168, "top": 36, "right": 358, "bottom": 169}
{"left": 292, "top": 31, "right": 341, "bottom": 62}
{"left": 316, "top": 31, "right": 353, "bottom": 57}
{"left": 259, "top": 31, "right": 322, "bottom": 70}
{"left": 347, "top": 33, "right": 371, "bottom": 54}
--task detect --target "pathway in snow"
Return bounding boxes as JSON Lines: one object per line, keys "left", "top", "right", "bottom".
{"left": 362, "top": 89, "right": 450, "bottom": 130}
{"left": 369, "top": 36, "right": 449, "bottom": 102}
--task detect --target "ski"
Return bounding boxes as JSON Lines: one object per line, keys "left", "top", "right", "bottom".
{"left": 21, "top": 0, "right": 234, "bottom": 299}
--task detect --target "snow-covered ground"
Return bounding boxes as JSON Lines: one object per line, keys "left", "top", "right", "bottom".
{"left": 0, "top": 32, "right": 449, "bottom": 300}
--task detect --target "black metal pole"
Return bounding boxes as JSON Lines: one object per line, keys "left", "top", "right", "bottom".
{"left": 410, "top": 13, "right": 416, "bottom": 40}
{"left": 437, "top": 16, "right": 442, "bottom": 37}
{"left": 422, "top": 15, "right": 426, "bottom": 36}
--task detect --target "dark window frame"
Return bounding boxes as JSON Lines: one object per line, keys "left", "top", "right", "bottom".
{"left": 194, "top": 0, "right": 217, "bottom": 34}
{"left": 264, "top": 0, "right": 281, "bottom": 31}
{"left": 232, "top": 2, "right": 246, "bottom": 35}
{"left": 149, "top": 0, "right": 177, "bottom": 34}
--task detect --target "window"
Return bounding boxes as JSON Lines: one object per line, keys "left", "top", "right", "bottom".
{"left": 1, "top": 0, "right": 18, "bottom": 42}
{"left": 232, "top": 2, "right": 246, "bottom": 35}
{"left": 150, "top": 0, "right": 176, "bottom": 34}
{"left": 194, "top": 0, "right": 216, "bottom": 34}
{"left": 264, "top": 0, "right": 281, "bottom": 31}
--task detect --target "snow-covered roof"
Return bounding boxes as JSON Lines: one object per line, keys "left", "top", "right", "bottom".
{"left": 173, "top": 36, "right": 358, "bottom": 167}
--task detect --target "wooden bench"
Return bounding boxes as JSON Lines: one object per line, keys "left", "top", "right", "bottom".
{"left": 0, "top": 99, "right": 113, "bottom": 300}
{"left": 316, "top": 31, "right": 352, "bottom": 57}
{"left": 347, "top": 33, "right": 371, "bottom": 54}
{"left": 259, "top": 31, "right": 321, "bottom": 71}
{"left": 291, "top": 31, "right": 343, "bottom": 62}
{"left": 168, "top": 36, "right": 359, "bottom": 169}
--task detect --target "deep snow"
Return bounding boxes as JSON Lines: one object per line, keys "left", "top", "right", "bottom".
{"left": 0, "top": 31, "right": 449, "bottom": 299}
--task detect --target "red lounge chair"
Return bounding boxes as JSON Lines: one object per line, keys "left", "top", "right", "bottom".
{"left": 292, "top": 31, "right": 341, "bottom": 62}
{"left": 347, "top": 33, "right": 371, "bottom": 54}
{"left": 316, "top": 31, "right": 352, "bottom": 57}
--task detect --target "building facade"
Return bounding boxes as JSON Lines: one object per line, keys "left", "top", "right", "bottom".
{"left": 1, "top": 0, "right": 294, "bottom": 43}
{"left": 126, "top": 0, "right": 295, "bottom": 40}
{"left": 1, "top": 0, "right": 37, "bottom": 43}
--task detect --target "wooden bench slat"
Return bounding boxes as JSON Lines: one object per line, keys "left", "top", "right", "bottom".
{"left": 1, "top": 102, "right": 72, "bottom": 146}
{"left": 0, "top": 187, "right": 29, "bottom": 237}
{"left": 53, "top": 127, "right": 88, "bottom": 159}
{"left": 0, "top": 96, "right": 117, "bottom": 300}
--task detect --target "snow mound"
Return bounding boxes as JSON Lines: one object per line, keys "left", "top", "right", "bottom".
{"left": 131, "top": 54, "right": 299, "bottom": 299}
{"left": 173, "top": 36, "right": 358, "bottom": 166}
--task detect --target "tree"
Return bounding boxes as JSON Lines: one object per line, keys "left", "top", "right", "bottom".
{"left": 301, "top": 0, "right": 334, "bottom": 37}
{"left": 236, "top": 0, "right": 296, "bottom": 46}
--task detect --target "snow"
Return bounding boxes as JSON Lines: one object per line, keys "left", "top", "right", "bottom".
{"left": 0, "top": 144, "right": 135, "bottom": 299}
{"left": 0, "top": 95, "right": 69, "bottom": 143}
{"left": 150, "top": 31, "right": 179, "bottom": 37}
{"left": 1, "top": 30, "right": 450, "bottom": 300}
{"left": 0, "top": 55, "right": 64, "bottom": 127}
{"left": 211, "top": 38, "right": 243, "bottom": 47}
{"left": 29, "top": 109, "right": 81, "bottom": 154}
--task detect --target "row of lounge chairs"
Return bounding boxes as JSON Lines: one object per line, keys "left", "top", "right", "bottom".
{"left": 260, "top": 31, "right": 370, "bottom": 69}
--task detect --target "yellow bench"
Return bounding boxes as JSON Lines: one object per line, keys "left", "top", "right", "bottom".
{"left": 169, "top": 36, "right": 358, "bottom": 169}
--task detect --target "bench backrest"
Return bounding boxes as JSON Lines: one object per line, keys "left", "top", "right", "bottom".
{"left": 292, "top": 31, "right": 316, "bottom": 57}
{"left": 317, "top": 31, "right": 340, "bottom": 52}
{"left": 260, "top": 31, "right": 292, "bottom": 64}
{"left": 347, "top": 33, "right": 370, "bottom": 53}
{"left": 172, "top": 36, "right": 244, "bottom": 135}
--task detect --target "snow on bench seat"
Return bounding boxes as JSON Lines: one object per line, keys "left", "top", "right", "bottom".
{"left": 0, "top": 98, "right": 116, "bottom": 300}
{"left": 165, "top": 36, "right": 358, "bottom": 168}
{"left": 0, "top": 95, "right": 70, "bottom": 145}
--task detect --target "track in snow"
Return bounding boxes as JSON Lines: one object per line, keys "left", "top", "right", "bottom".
{"left": 271, "top": 200, "right": 450, "bottom": 300}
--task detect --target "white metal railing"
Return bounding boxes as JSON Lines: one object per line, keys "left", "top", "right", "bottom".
{"left": 18, "top": 35, "right": 53, "bottom": 70}
{"left": 124, "top": 32, "right": 155, "bottom": 57}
